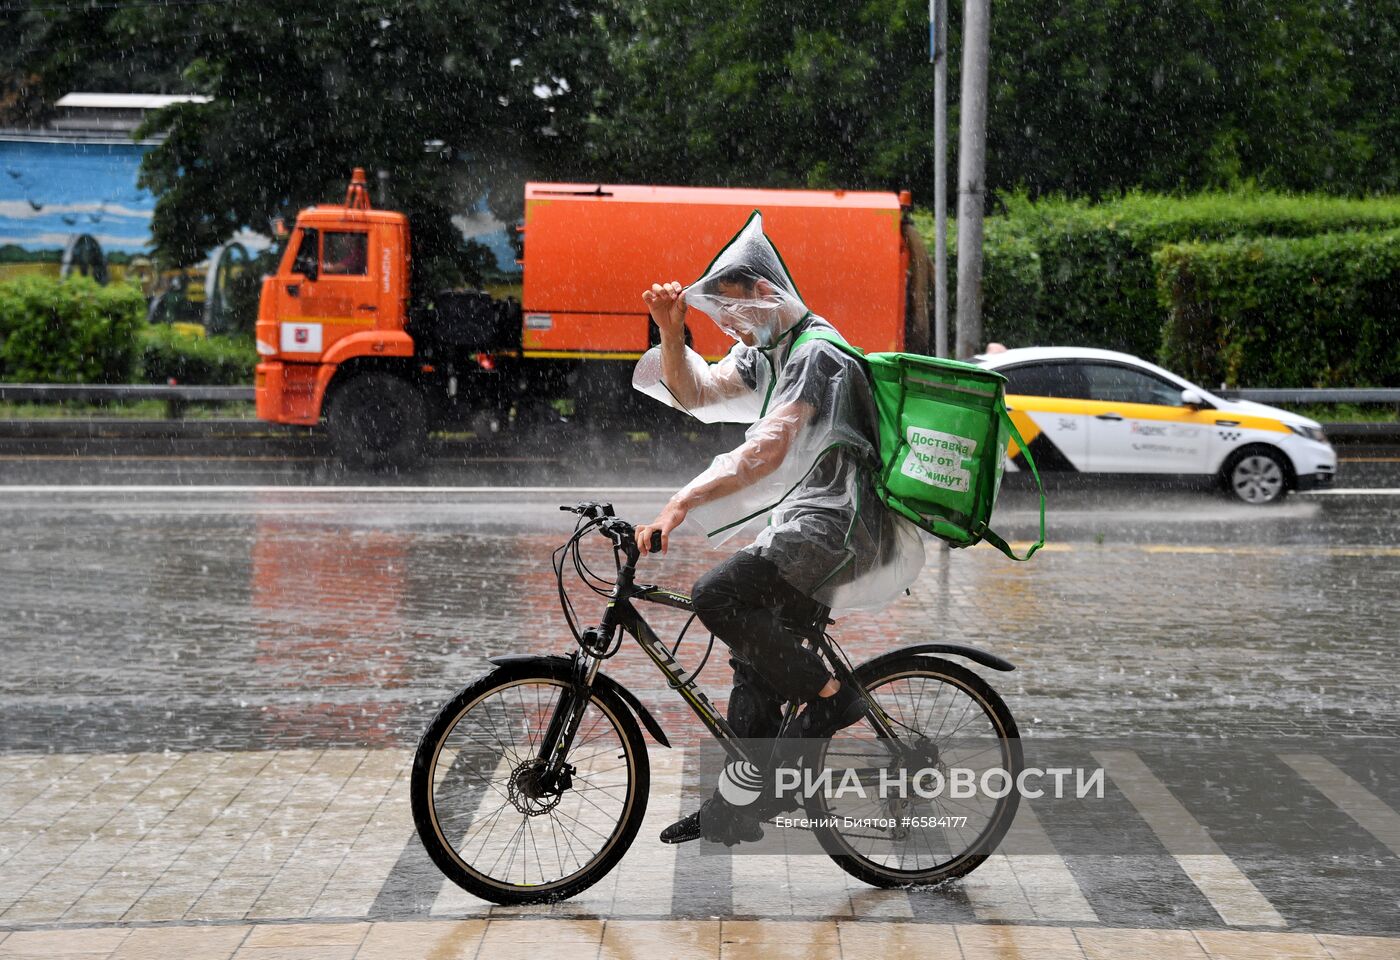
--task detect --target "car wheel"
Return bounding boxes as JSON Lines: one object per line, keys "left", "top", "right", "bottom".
{"left": 1223, "top": 447, "right": 1290, "bottom": 505}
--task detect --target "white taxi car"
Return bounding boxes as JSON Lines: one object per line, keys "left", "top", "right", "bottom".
{"left": 976, "top": 347, "right": 1337, "bottom": 504}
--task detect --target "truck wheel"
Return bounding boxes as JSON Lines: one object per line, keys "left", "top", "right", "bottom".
{"left": 327, "top": 372, "right": 428, "bottom": 468}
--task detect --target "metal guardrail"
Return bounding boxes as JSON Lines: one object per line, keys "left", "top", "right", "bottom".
{"left": 0, "top": 384, "right": 1396, "bottom": 438}
{"left": 5, "top": 384, "right": 1397, "bottom": 403}
{"left": 0, "top": 383, "right": 253, "bottom": 418}
{"left": 1216, "top": 388, "right": 1400, "bottom": 404}
{"left": 0, "top": 384, "right": 253, "bottom": 402}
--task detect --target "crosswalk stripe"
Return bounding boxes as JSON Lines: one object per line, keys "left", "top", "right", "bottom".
{"left": 960, "top": 854, "right": 1038, "bottom": 921}
{"left": 430, "top": 754, "right": 516, "bottom": 917}
{"left": 955, "top": 804, "right": 1097, "bottom": 923}
{"left": 1002, "top": 803, "right": 1098, "bottom": 923}
{"left": 121, "top": 751, "right": 282, "bottom": 922}
{"left": 308, "top": 750, "right": 412, "bottom": 918}
{"left": 190, "top": 750, "right": 326, "bottom": 919}
{"left": 1093, "top": 750, "right": 1285, "bottom": 928}
{"left": 16, "top": 746, "right": 1396, "bottom": 928}
{"left": 611, "top": 747, "right": 683, "bottom": 914}
{"left": 730, "top": 852, "right": 800, "bottom": 916}
{"left": 1278, "top": 753, "right": 1400, "bottom": 857}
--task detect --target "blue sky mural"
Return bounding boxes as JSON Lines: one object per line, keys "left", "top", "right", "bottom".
{"left": 0, "top": 138, "right": 156, "bottom": 253}
{"left": 0, "top": 137, "right": 518, "bottom": 272}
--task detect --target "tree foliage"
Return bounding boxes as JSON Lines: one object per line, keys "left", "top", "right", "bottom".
{"left": 591, "top": 0, "right": 936, "bottom": 193}
{"left": 3, "top": 0, "right": 1396, "bottom": 265}
{"left": 5, "top": 1, "right": 610, "bottom": 276}
{"left": 0, "top": 7, "right": 184, "bottom": 125}
{"left": 133, "top": 0, "right": 610, "bottom": 273}
{"left": 594, "top": 0, "right": 1397, "bottom": 200}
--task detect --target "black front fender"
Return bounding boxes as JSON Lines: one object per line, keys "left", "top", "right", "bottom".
{"left": 487, "top": 653, "right": 671, "bottom": 748}
{"left": 859, "top": 642, "right": 1015, "bottom": 674}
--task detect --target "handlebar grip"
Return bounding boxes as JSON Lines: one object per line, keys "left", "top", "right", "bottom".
{"left": 649, "top": 530, "right": 663, "bottom": 553}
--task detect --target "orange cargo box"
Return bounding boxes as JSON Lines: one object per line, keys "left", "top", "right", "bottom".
{"left": 520, "top": 183, "right": 910, "bottom": 361}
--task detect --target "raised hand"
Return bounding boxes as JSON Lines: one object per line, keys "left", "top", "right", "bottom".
{"left": 642, "top": 281, "right": 687, "bottom": 341}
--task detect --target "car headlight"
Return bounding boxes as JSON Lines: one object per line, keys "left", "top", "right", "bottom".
{"left": 1288, "top": 424, "right": 1328, "bottom": 444}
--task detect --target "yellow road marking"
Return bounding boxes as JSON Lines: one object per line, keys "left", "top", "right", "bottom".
{"left": 1144, "top": 544, "right": 1400, "bottom": 558}
{"left": 982, "top": 542, "right": 1400, "bottom": 557}
{"left": 0, "top": 454, "right": 322, "bottom": 463}
{"left": 993, "top": 541, "right": 1074, "bottom": 552}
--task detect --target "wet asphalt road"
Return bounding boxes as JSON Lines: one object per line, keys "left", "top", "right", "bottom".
{"left": 1, "top": 444, "right": 1398, "bottom": 936}
{"left": 2, "top": 478, "right": 1397, "bottom": 753}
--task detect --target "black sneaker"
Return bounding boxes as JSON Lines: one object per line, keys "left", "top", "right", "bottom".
{"left": 659, "top": 809, "right": 703, "bottom": 844}
{"left": 785, "top": 682, "right": 867, "bottom": 739}
{"left": 659, "top": 796, "right": 764, "bottom": 846}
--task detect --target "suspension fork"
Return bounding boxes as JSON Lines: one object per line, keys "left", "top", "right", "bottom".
{"left": 536, "top": 571, "right": 631, "bottom": 781}
{"left": 532, "top": 650, "right": 602, "bottom": 788}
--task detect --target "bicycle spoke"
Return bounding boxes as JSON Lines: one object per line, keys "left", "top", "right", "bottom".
{"left": 812, "top": 666, "right": 1017, "bottom": 881}
{"left": 426, "top": 677, "right": 635, "bottom": 892}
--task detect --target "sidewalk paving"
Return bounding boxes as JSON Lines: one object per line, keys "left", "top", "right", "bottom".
{"left": 1, "top": 919, "right": 1398, "bottom": 960}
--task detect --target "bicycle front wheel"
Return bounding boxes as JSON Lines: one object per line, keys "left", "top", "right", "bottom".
{"left": 808, "top": 654, "right": 1022, "bottom": 888}
{"left": 411, "top": 659, "right": 650, "bottom": 904}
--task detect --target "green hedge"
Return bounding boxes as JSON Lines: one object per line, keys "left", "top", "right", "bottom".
{"left": 0, "top": 275, "right": 146, "bottom": 383}
{"left": 139, "top": 325, "right": 257, "bottom": 385}
{"left": 916, "top": 192, "right": 1400, "bottom": 359}
{"left": 908, "top": 212, "right": 1044, "bottom": 349}
{"left": 1156, "top": 229, "right": 1400, "bottom": 388}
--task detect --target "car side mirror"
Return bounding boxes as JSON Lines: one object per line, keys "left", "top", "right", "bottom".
{"left": 1180, "top": 388, "right": 1207, "bottom": 408}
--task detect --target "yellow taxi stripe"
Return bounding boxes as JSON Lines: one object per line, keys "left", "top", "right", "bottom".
{"left": 1005, "top": 393, "right": 1290, "bottom": 434}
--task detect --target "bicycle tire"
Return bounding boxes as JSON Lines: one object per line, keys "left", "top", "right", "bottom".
{"left": 411, "top": 659, "right": 650, "bottom": 904}
{"left": 809, "top": 654, "right": 1022, "bottom": 888}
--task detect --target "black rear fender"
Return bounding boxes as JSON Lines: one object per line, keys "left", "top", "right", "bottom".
{"left": 857, "top": 643, "right": 1015, "bottom": 675}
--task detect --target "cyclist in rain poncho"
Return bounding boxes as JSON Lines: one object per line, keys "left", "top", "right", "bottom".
{"left": 633, "top": 212, "right": 925, "bottom": 845}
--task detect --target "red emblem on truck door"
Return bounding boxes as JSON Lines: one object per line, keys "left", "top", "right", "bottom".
{"left": 295, "top": 329, "right": 309, "bottom": 345}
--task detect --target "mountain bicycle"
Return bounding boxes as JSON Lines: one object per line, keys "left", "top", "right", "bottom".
{"left": 411, "top": 501, "right": 1023, "bottom": 904}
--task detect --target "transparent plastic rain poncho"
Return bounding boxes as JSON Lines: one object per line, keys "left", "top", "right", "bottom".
{"left": 633, "top": 212, "right": 925, "bottom": 613}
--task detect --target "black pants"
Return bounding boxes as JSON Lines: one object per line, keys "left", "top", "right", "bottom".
{"left": 691, "top": 550, "right": 831, "bottom": 740}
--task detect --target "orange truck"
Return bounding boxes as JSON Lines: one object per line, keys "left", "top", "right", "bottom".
{"left": 255, "top": 170, "right": 929, "bottom": 464}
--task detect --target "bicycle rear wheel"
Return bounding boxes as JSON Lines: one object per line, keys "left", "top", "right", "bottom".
{"left": 808, "top": 654, "right": 1022, "bottom": 887}
{"left": 411, "top": 659, "right": 650, "bottom": 904}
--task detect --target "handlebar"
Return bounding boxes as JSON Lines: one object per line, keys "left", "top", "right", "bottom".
{"left": 562, "top": 502, "right": 638, "bottom": 552}
{"left": 561, "top": 501, "right": 615, "bottom": 520}
{"left": 555, "top": 502, "right": 668, "bottom": 660}
{"left": 561, "top": 501, "right": 660, "bottom": 557}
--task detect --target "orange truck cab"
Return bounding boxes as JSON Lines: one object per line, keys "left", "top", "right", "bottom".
{"left": 256, "top": 171, "right": 926, "bottom": 465}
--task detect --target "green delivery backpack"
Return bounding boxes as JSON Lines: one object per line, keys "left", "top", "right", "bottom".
{"left": 793, "top": 329, "right": 1046, "bottom": 561}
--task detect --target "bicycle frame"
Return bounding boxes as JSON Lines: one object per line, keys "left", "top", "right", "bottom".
{"left": 535, "top": 514, "right": 904, "bottom": 782}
